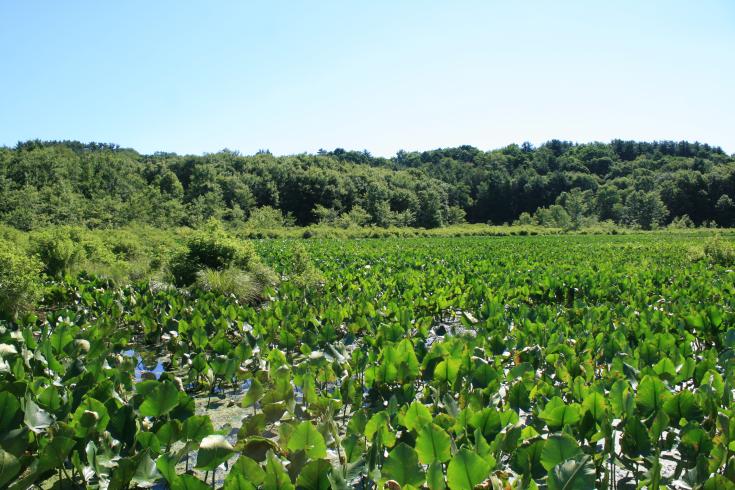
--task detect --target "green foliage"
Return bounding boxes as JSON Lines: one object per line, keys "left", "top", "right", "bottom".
{"left": 1, "top": 232, "right": 734, "bottom": 489}
{"left": 2, "top": 139, "right": 735, "bottom": 230}
{"left": 623, "top": 190, "right": 668, "bottom": 229}
{"left": 286, "top": 421, "right": 327, "bottom": 459}
{"left": 547, "top": 455, "right": 595, "bottom": 490}
{"left": 0, "top": 244, "right": 42, "bottom": 318}
{"left": 285, "top": 242, "right": 323, "bottom": 289}
{"left": 170, "top": 221, "right": 258, "bottom": 286}
{"left": 447, "top": 448, "right": 491, "bottom": 490}
{"left": 702, "top": 235, "right": 735, "bottom": 266}
{"left": 30, "top": 227, "right": 84, "bottom": 276}
{"left": 245, "top": 206, "right": 294, "bottom": 229}
{"left": 381, "top": 443, "right": 425, "bottom": 487}
{"left": 194, "top": 268, "right": 261, "bottom": 304}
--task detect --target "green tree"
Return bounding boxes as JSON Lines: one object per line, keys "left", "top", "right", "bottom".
{"left": 624, "top": 191, "right": 668, "bottom": 229}
{"left": 715, "top": 194, "right": 734, "bottom": 227}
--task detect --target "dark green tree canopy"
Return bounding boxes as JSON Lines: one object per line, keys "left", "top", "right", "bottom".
{"left": 0, "top": 139, "right": 732, "bottom": 229}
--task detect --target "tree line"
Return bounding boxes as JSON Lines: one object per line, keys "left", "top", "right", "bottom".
{"left": 1, "top": 139, "right": 733, "bottom": 230}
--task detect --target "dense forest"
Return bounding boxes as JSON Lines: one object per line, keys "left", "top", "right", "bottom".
{"left": 1, "top": 139, "right": 733, "bottom": 230}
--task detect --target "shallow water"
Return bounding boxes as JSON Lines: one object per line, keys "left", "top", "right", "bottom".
{"left": 122, "top": 348, "right": 166, "bottom": 381}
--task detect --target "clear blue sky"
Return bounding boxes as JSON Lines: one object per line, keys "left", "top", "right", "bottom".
{"left": 1, "top": 1, "right": 733, "bottom": 156}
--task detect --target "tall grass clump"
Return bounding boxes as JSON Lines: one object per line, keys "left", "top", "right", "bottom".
{"left": 194, "top": 268, "right": 260, "bottom": 304}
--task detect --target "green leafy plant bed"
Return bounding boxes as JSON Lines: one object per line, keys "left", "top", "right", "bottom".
{"left": 1, "top": 233, "right": 735, "bottom": 489}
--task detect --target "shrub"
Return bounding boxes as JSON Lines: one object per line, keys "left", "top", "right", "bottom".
{"left": 0, "top": 244, "right": 43, "bottom": 319}
{"left": 170, "top": 221, "right": 259, "bottom": 286}
{"left": 668, "top": 215, "right": 695, "bottom": 229}
{"left": 30, "top": 227, "right": 83, "bottom": 277}
{"left": 287, "top": 243, "right": 324, "bottom": 289}
{"left": 702, "top": 235, "right": 735, "bottom": 266}
{"left": 245, "top": 206, "right": 295, "bottom": 229}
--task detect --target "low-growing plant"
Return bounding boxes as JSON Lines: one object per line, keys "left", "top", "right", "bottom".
{"left": 194, "top": 268, "right": 261, "bottom": 304}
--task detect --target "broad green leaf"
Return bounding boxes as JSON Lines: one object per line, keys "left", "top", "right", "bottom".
{"left": 508, "top": 382, "right": 531, "bottom": 411}
{"left": 131, "top": 453, "right": 161, "bottom": 487}
{"left": 547, "top": 455, "right": 595, "bottom": 490}
{"left": 287, "top": 421, "right": 327, "bottom": 459}
{"left": 263, "top": 450, "right": 295, "bottom": 490}
{"left": 415, "top": 423, "right": 452, "bottom": 464}
{"left": 242, "top": 378, "right": 265, "bottom": 408}
{"left": 155, "top": 454, "right": 178, "bottom": 484}
{"left": 224, "top": 474, "right": 257, "bottom": 490}
{"left": 173, "top": 474, "right": 210, "bottom": 490}
{"left": 71, "top": 397, "right": 110, "bottom": 437}
{"left": 295, "top": 459, "right": 332, "bottom": 490}
{"left": 183, "top": 415, "right": 214, "bottom": 442}
{"left": 581, "top": 392, "right": 607, "bottom": 422}
{"left": 195, "top": 434, "right": 235, "bottom": 471}
{"left": 435, "top": 359, "right": 460, "bottom": 384}
{"left": 364, "top": 411, "right": 396, "bottom": 448}
{"left": 381, "top": 443, "right": 425, "bottom": 487}
{"left": 663, "top": 390, "right": 702, "bottom": 423}
{"left": 403, "top": 401, "right": 432, "bottom": 431}
{"left": 703, "top": 475, "right": 735, "bottom": 490}
{"left": 0, "top": 392, "right": 20, "bottom": 432}
{"left": 540, "top": 403, "right": 581, "bottom": 429}
{"left": 38, "top": 435, "right": 76, "bottom": 472}
{"left": 470, "top": 407, "right": 501, "bottom": 440}
{"left": 230, "top": 455, "right": 265, "bottom": 485}
{"left": 0, "top": 449, "right": 21, "bottom": 488}
{"left": 540, "top": 434, "right": 582, "bottom": 471}
{"left": 635, "top": 375, "right": 671, "bottom": 416}
{"left": 621, "top": 417, "right": 651, "bottom": 457}
{"left": 447, "top": 448, "right": 490, "bottom": 490}
{"left": 24, "top": 399, "right": 53, "bottom": 433}
{"left": 139, "top": 381, "right": 180, "bottom": 417}
{"left": 426, "top": 461, "right": 446, "bottom": 490}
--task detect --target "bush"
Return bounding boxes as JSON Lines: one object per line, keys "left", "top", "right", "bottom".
{"left": 0, "top": 244, "right": 43, "bottom": 319}
{"left": 287, "top": 243, "right": 324, "bottom": 289}
{"left": 170, "top": 221, "right": 259, "bottom": 286}
{"left": 245, "top": 206, "right": 295, "bottom": 229}
{"left": 668, "top": 215, "right": 695, "bottom": 229}
{"left": 30, "top": 227, "right": 84, "bottom": 277}
{"left": 702, "top": 235, "right": 735, "bottom": 266}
